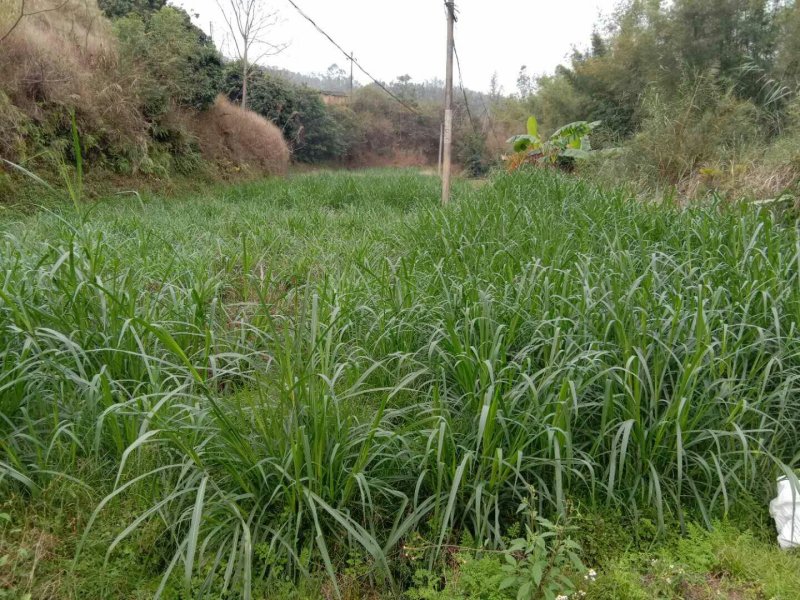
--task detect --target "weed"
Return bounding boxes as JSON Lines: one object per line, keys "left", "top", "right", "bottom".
{"left": 2, "top": 168, "right": 800, "bottom": 597}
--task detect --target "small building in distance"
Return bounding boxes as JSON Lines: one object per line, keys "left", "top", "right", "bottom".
{"left": 319, "top": 90, "right": 349, "bottom": 106}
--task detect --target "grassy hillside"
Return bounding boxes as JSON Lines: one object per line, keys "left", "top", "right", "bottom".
{"left": 0, "top": 0, "right": 289, "bottom": 201}
{"left": 2, "top": 168, "right": 800, "bottom": 598}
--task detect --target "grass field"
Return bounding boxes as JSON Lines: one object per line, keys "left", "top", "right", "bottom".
{"left": 2, "top": 168, "right": 800, "bottom": 599}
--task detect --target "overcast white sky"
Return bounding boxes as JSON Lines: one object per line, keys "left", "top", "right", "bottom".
{"left": 176, "top": 0, "right": 620, "bottom": 93}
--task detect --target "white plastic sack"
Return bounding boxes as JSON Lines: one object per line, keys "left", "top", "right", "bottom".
{"left": 769, "top": 477, "right": 800, "bottom": 549}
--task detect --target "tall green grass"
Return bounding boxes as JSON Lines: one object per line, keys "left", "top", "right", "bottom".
{"left": 1, "top": 168, "right": 799, "bottom": 597}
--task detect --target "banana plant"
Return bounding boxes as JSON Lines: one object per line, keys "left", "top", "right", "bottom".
{"left": 506, "top": 116, "right": 601, "bottom": 168}
{"left": 508, "top": 116, "right": 544, "bottom": 154}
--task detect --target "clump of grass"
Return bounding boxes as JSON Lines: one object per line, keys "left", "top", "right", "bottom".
{"left": 587, "top": 521, "right": 800, "bottom": 600}
{"left": 186, "top": 96, "right": 290, "bottom": 176}
{"left": 1, "top": 168, "right": 799, "bottom": 597}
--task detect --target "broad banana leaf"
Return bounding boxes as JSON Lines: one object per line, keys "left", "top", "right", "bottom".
{"left": 526, "top": 116, "right": 539, "bottom": 137}
{"left": 506, "top": 134, "right": 541, "bottom": 153}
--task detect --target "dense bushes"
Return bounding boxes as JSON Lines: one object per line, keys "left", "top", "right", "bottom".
{"left": 97, "top": 0, "right": 166, "bottom": 19}
{"left": 587, "top": 78, "right": 760, "bottom": 185}
{"left": 579, "top": 86, "right": 800, "bottom": 200}
{"left": 0, "top": 1, "right": 289, "bottom": 189}
{"left": 0, "top": 3, "right": 153, "bottom": 172}
{"left": 223, "top": 64, "right": 350, "bottom": 163}
{"left": 496, "top": 0, "right": 800, "bottom": 200}
{"left": 346, "top": 86, "right": 441, "bottom": 165}
{"left": 224, "top": 65, "right": 446, "bottom": 166}
{"left": 114, "top": 7, "right": 222, "bottom": 115}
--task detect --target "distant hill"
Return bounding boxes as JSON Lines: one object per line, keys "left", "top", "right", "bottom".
{"left": 263, "top": 64, "right": 491, "bottom": 108}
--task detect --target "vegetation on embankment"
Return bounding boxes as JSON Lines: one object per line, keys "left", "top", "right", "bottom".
{"left": 4, "top": 1, "right": 800, "bottom": 204}
{"left": 2, "top": 168, "right": 800, "bottom": 598}
{"left": 501, "top": 0, "right": 800, "bottom": 202}
{"left": 0, "top": 0, "right": 481, "bottom": 203}
{"left": 0, "top": 0, "right": 293, "bottom": 202}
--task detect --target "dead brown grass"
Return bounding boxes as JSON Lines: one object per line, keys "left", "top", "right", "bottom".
{"left": 2, "top": 2, "right": 290, "bottom": 186}
{"left": 0, "top": 0, "right": 148, "bottom": 165}
{"left": 186, "top": 96, "right": 290, "bottom": 176}
{"left": 680, "top": 161, "right": 799, "bottom": 201}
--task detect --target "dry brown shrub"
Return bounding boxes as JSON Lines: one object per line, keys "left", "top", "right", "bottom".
{"left": 185, "top": 96, "right": 290, "bottom": 176}
{"left": 678, "top": 160, "right": 799, "bottom": 202}
{"left": 0, "top": 1, "right": 148, "bottom": 164}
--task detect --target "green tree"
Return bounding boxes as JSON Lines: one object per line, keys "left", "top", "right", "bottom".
{"left": 223, "top": 64, "right": 348, "bottom": 162}
{"left": 775, "top": 3, "right": 800, "bottom": 86}
{"left": 114, "top": 7, "right": 222, "bottom": 117}
{"left": 98, "top": 0, "right": 167, "bottom": 19}
{"left": 526, "top": 0, "right": 790, "bottom": 140}
{"left": 516, "top": 65, "right": 533, "bottom": 98}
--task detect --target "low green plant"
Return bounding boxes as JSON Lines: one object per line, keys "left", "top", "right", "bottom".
{"left": 498, "top": 493, "right": 585, "bottom": 600}
{"left": 506, "top": 116, "right": 600, "bottom": 170}
{"left": 585, "top": 521, "right": 800, "bottom": 600}
{"left": 406, "top": 557, "right": 512, "bottom": 600}
{"left": 2, "top": 168, "right": 800, "bottom": 597}
{"left": 405, "top": 494, "right": 585, "bottom": 600}
{"left": 585, "top": 558, "right": 649, "bottom": 600}
{"left": 456, "top": 131, "right": 492, "bottom": 177}
{"left": 571, "top": 509, "right": 630, "bottom": 566}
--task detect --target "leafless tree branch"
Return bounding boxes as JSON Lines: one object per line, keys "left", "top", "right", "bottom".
{"left": 214, "top": 0, "right": 287, "bottom": 109}
{"left": 0, "top": 0, "right": 71, "bottom": 44}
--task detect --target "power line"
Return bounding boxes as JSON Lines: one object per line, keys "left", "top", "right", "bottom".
{"left": 444, "top": 0, "right": 478, "bottom": 136}
{"left": 477, "top": 91, "right": 502, "bottom": 148}
{"left": 283, "top": 0, "right": 420, "bottom": 114}
{"left": 453, "top": 41, "right": 478, "bottom": 135}
{"left": 450, "top": 12, "right": 501, "bottom": 145}
{"left": 455, "top": 38, "right": 502, "bottom": 146}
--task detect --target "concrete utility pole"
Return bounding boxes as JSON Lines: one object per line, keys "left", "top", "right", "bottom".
{"left": 441, "top": 1, "right": 456, "bottom": 205}
{"left": 438, "top": 122, "right": 444, "bottom": 176}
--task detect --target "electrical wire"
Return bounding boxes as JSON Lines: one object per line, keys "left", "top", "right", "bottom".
{"left": 453, "top": 41, "right": 478, "bottom": 134}
{"left": 449, "top": 3, "right": 502, "bottom": 144}
{"left": 445, "top": 1, "right": 481, "bottom": 136}
{"left": 283, "top": 0, "right": 421, "bottom": 114}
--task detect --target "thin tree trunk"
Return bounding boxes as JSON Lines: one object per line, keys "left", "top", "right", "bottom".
{"left": 242, "top": 47, "right": 248, "bottom": 110}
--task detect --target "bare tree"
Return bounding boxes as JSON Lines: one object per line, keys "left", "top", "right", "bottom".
{"left": 0, "top": 0, "right": 70, "bottom": 44}
{"left": 215, "top": 0, "right": 287, "bottom": 110}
